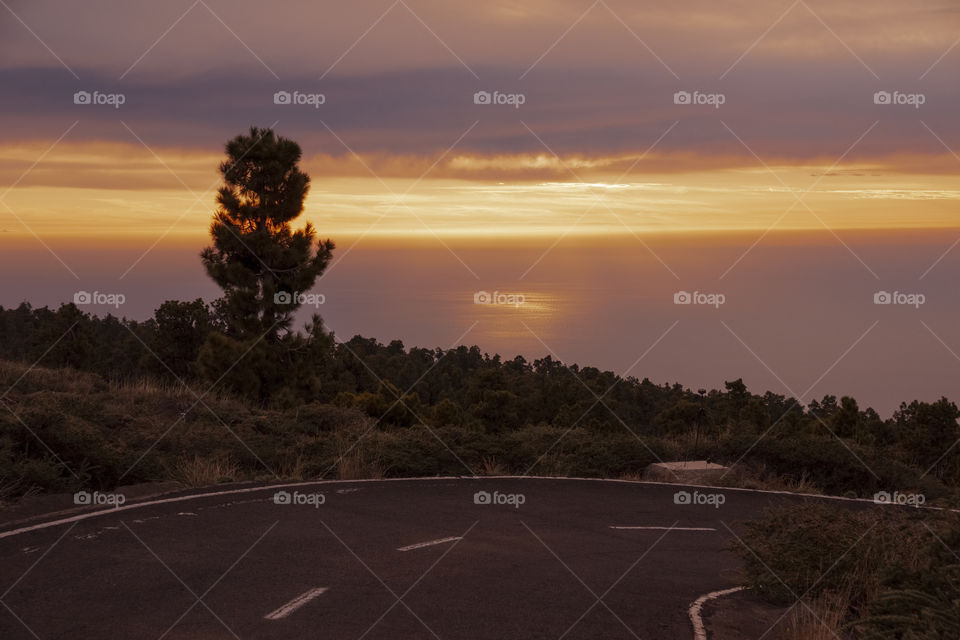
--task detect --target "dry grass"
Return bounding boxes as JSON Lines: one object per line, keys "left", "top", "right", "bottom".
{"left": 110, "top": 377, "right": 252, "bottom": 414}
{"left": 334, "top": 426, "right": 384, "bottom": 480}
{"left": 715, "top": 463, "right": 823, "bottom": 494}
{"left": 278, "top": 454, "right": 307, "bottom": 481}
{"left": 111, "top": 377, "right": 184, "bottom": 396}
{"left": 781, "top": 605, "right": 845, "bottom": 640}
{"left": 779, "top": 587, "right": 855, "bottom": 640}
{"left": 0, "top": 359, "right": 104, "bottom": 395}
{"left": 336, "top": 448, "right": 384, "bottom": 480}
{"left": 173, "top": 454, "right": 242, "bottom": 487}
{"left": 479, "top": 456, "right": 507, "bottom": 476}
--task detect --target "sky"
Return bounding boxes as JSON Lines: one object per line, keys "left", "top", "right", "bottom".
{"left": 1, "top": 0, "right": 959, "bottom": 414}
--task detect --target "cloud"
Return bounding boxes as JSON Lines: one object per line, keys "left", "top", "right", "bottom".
{"left": 2, "top": 0, "right": 959, "bottom": 77}
{"left": 0, "top": 62, "right": 957, "bottom": 172}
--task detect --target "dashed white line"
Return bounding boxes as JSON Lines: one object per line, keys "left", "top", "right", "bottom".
{"left": 610, "top": 526, "right": 717, "bottom": 531}
{"left": 6, "top": 475, "right": 947, "bottom": 542}
{"left": 689, "top": 586, "right": 746, "bottom": 640}
{"left": 397, "top": 536, "right": 463, "bottom": 551}
{"left": 264, "top": 587, "right": 328, "bottom": 620}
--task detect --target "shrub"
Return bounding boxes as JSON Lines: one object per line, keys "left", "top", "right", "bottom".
{"left": 735, "top": 502, "right": 960, "bottom": 639}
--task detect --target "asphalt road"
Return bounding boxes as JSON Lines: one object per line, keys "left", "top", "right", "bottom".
{"left": 0, "top": 478, "right": 861, "bottom": 639}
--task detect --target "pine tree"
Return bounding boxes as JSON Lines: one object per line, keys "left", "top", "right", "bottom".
{"left": 201, "top": 127, "right": 334, "bottom": 342}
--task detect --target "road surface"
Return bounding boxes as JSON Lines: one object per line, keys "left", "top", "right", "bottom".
{"left": 0, "top": 477, "right": 862, "bottom": 639}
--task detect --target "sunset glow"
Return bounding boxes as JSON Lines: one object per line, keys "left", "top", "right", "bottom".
{"left": 1, "top": 0, "right": 959, "bottom": 415}
{"left": 4, "top": 142, "right": 960, "bottom": 241}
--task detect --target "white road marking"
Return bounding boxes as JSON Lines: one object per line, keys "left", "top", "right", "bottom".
{"left": 264, "top": 587, "right": 328, "bottom": 620}
{"left": 689, "top": 586, "right": 745, "bottom": 640}
{"left": 610, "top": 526, "right": 717, "bottom": 531}
{"left": 0, "top": 481, "right": 340, "bottom": 540}
{"left": 397, "top": 536, "right": 463, "bottom": 551}
{"left": 3, "top": 475, "right": 951, "bottom": 541}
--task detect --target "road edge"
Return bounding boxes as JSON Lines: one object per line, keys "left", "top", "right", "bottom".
{"left": 0, "top": 474, "right": 942, "bottom": 540}
{"left": 689, "top": 586, "right": 746, "bottom": 640}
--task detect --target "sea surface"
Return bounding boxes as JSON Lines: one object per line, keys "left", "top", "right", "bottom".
{"left": 1, "top": 229, "right": 958, "bottom": 417}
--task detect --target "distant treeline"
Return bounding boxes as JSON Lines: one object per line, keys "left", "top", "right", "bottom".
{"left": 1, "top": 301, "right": 959, "bottom": 498}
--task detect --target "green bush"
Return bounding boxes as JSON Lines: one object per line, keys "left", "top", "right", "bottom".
{"left": 735, "top": 502, "right": 960, "bottom": 639}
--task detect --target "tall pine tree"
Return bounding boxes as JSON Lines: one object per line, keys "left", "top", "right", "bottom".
{"left": 201, "top": 127, "right": 334, "bottom": 342}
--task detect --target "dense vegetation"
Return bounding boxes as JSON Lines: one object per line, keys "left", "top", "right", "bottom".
{"left": 736, "top": 502, "right": 960, "bottom": 639}
{"left": 0, "top": 300, "right": 957, "bottom": 506}
{"left": 2, "top": 127, "right": 957, "bottom": 505}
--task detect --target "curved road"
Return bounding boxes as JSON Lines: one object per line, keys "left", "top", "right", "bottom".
{"left": 0, "top": 478, "right": 866, "bottom": 639}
